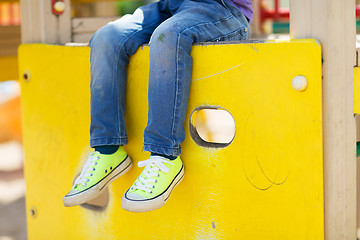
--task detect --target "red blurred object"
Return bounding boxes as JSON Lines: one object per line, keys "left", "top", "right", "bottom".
{"left": 52, "top": 0, "right": 65, "bottom": 16}
{"left": 260, "top": 0, "right": 289, "bottom": 26}
{"left": 356, "top": 6, "right": 360, "bottom": 17}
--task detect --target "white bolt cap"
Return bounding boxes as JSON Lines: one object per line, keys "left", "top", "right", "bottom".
{"left": 54, "top": 1, "right": 65, "bottom": 12}
{"left": 292, "top": 75, "right": 308, "bottom": 91}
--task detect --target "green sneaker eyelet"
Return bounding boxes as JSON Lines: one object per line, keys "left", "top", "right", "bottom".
{"left": 110, "top": 166, "right": 112, "bottom": 170}
{"left": 90, "top": 173, "right": 93, "bottom": 176}
{"left": 104, "top": 170, "right": 107, "bottom": 173}
{"left": 150, "top": 191, "right": 153, "bottom": 194}
{"left": 152, "top": 185, "right": 155, "bottom": 189}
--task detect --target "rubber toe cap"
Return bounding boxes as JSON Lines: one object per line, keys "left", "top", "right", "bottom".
{"left": 125, "top": 191, "right": 147, "bottom": 201}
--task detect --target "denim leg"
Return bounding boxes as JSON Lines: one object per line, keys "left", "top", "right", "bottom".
{"left": 144, "top": 0, "right": 250, "bottom": 156}
{"left": 89, "top": 1, "right": 170, "bottom": 148}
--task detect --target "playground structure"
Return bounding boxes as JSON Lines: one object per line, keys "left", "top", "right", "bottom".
{"left": 19, "top": 40, "right": 324, "bottom": 239}
{"left": 0, "top": 0, "right": 358, "bottom": 239}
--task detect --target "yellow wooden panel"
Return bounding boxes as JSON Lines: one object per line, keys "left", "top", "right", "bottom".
{"left": 0, "top": 55, "right": 18, "bottom": 81}
{"left": 354, "top": 67, "right": 360, "bottom": 114}
{"left": 19, "top": 40, "right": 323, "bottom": 240}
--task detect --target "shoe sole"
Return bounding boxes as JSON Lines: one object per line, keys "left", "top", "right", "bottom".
{"left": 121, "top": 166, "right": 184, "bottom": 212}
{"left": 63, "top": 156, "right": 132, "bottom": 207}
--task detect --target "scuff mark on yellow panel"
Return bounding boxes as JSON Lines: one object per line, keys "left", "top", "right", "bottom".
{"left": 19, "top": 39, "right": 323, "bottom": 240}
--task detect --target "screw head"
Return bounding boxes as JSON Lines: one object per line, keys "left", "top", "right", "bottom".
{"left": 29, "top": 207, "right": 37, "bottom": 218}
{"left": 292, "top": 75, "right": 308, "bottom": 91}
{"left": 23, "top": 70, "right": 31, "bottom": 82}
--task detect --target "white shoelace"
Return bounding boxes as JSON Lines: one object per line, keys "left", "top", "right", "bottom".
{"left": 74, "top": 152, "right": 100, "bottom": 187}
{"left": 132, "top": 156, "right": 174, "bottom": 194}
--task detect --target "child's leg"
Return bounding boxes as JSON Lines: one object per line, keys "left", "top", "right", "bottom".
{"left": 63, "top": 1, "right": 170, "bottom": 207}
{"left": 144, "top": 0, "right": 250, "bottom": 157}
{"left": 122, "top": 0, "right": 250, "bottom": 212}
{"left": 89, "top": 1, "right": 170, "bottom": 149}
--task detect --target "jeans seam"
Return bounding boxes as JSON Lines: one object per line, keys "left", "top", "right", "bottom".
{"left": 109, "top": 35, "right": 120, "bottom": 139}
{"left": 171, "top": 32, "right": 181, "bottom": 146}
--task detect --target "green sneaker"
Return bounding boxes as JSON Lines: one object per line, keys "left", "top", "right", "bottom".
{"left": 63, "top": 147, "right": 132, "bottom": 207}
{"left": 121, "top": 156, "right": 184, "bottom": 212}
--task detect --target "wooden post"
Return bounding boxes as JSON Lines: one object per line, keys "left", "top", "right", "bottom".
{"left": 250, "top": 0, "right": 262, "bottom": 38}
{"left": 20, "top": 0, "right": 71, "bottom": 44}
{"left": 357, "top": 115, "right": 360, "bottom": 238}
{"left": 290, "top": 1, "right": 357, "bottom": 239}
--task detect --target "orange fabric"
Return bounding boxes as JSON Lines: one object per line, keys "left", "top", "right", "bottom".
{"left": 0, "top": 96, "right": 21, "bottom": 142}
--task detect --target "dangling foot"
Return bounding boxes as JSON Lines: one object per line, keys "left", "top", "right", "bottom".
{"left": 63, "top": 147, "right": 132, "bottom": 207}
{"left": 121, "top": 155, "right": 184, "bottom": 212}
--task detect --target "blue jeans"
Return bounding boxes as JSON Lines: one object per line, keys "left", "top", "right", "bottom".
{"left": 89, "top": 0, "right": 250, "bottom": 156}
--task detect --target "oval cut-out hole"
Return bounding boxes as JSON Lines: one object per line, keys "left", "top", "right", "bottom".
{"left": 189, "top": 106, "right": 235, "bottom": 148}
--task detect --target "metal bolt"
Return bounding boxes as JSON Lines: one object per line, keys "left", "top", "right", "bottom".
{"left": 29, "top": 207, "right": 37, "bottom": 218}
{"left": 23, "top": 70, "right": 31, "bottom": 82}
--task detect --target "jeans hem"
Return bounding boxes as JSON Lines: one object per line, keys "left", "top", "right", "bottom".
{"left": 144, "top": 143, "right": 181, "bottom": 157}
{"left": 90, "top": 137, "right": 128, "bottom": 148}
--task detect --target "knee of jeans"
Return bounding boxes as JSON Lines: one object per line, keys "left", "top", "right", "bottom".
{"left": 149, "top": 22, "right": 194, "bottom": 52}
{"left": 90, "top": 23, "right": 123, "bottom": 53}
{"left": 149, "top": 23, "right": 180, "bottom": 49}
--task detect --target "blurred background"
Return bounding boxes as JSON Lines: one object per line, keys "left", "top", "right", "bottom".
{"left": 1, "top": 0, "right": 360, "bottom": 239}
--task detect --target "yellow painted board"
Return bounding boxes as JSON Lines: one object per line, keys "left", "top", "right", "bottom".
{"left": 19, "top": 40, "right": 323, "bottom": 240}
{"left": 0, "top": 55, "right": 18, "bottom": 81}
{"left": 354, "top": 67, "right": 360, "bottom": 114}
